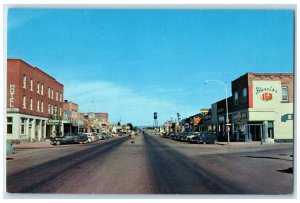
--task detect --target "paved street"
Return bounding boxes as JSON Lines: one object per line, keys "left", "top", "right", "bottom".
{"left": 6, "top": 133, "right": 293, "bottom": 195}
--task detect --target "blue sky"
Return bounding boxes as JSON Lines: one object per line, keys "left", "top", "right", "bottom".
{"left": 7, "top": 9, "right": 294, "bottom": 126}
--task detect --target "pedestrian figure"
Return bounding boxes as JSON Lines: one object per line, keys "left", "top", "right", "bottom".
{"left": 130, "top": 131, "right": 136, "bottom": 144}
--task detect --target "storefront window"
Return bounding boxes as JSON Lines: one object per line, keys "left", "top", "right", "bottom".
{"left": 7, "top": 117, "right": 13, "bottom": 134}
{"left": 268, "top": 121, "right": 274, "bottom": 139}
{"left": 20, "top": 118, "right": 27, "bottom": 135}
{"left": 41, "top": 121, "right": 45, "bottom": 138}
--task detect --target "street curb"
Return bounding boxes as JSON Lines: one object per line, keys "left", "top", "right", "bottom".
{"left": 216, "top": 142, "right": 262, "bottom": 147}
{"left": 14, "top": 145, "right": 53, "bottom": 149}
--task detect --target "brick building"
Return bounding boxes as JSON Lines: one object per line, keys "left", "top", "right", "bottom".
{"left": 213, "top": 72, "right": 294, "bottom": 143}
{"left": 6, "top": 59, "right": 64, "bottom": 142}
{"left": 63, "top": 100, "right": 80, "bottom": 133}
{"left": 95, "top": 113, "right": 108, "bottom": 125}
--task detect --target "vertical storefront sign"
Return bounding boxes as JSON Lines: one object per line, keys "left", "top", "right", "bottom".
{"left": 9, "top": 84, "right": 15, "bottom": 107}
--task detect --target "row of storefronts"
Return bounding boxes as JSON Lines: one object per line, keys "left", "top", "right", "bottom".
{"left": 165, "top": 72, "right": 294, "bottom": 143}
{"left": 6, "top": 59, "right": 110, "bottom": 143}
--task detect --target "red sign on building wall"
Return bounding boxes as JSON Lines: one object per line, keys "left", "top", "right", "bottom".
{"left": 260, "top": 92, "right": 273, "bottom": 101}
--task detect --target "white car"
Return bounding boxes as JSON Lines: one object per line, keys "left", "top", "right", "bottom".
{"left": 83, "top": 133, "right": 94, "bottom": 143}
{"left": 186, "top": 132, "right": 198, "bottom": 142}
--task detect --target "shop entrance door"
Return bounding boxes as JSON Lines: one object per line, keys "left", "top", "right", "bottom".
{"left": 245, "top": 124, "right": 263, "bottom": 142}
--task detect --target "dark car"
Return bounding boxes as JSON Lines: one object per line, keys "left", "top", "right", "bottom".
{"left": 170, "top": 132, "right": 177, "bottom": 139}
{"left": 50, "top": 132, "right": 88, "bottom": 145}
{"left": 162, "top": 132, "right": 172, "bottom": 138}
{"left": 192, "top": 132, "right": 217, "bottom": 144}
{"left": 178, "top": 132, "right": 188, "bottom": 141}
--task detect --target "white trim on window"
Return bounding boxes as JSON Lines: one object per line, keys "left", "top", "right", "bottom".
{"left": 282, "top": 87, "right": 289, "bottom": 102}
{"left": 30, "top": 98, "right": 33, "bottom": 110}
{"left": 22, "top": 96, "right": 26, "bottom": 109}
{"left": 22, "top": 75, "right": 27, "bottom": 89}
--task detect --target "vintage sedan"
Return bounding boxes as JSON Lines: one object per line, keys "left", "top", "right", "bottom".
{"left": 191, "top": 132, "right": 217, "bottom": 144}
{"left": 50, "top": 132, "right": 88, "bottom": 145}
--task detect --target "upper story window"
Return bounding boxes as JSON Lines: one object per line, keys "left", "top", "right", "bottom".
{"left": 51, "top": 89, "right": 54, "bottom": 99}
{"left": 282, "top": 87, "right": 289, "bottom": 102}
{"left": 242, "top": 88, "right": 247, "bottom": 103}
{"left": 37, "top": 82, "right": 40, "bottom": 94}
{"left": 30, "top": 78, "right": 33, "bottom": 91}
{"left": 30, "top": 98, "right": 33, "bottom": 110}
{"left": 60, "top": 93, "right": 63, "bottom": 102}
{"left": 56, "top": 91, "right": 58, "bottom": 101}
{"left": 37, "top": 100, "right": 40, "bottom": 112}
{"left": 22, "top": 75, "right": 27, "bottom": 89}
{"left": 234, "top": 92, "right": 239, "bottom": 105}
{"left": 54, "top": 105, "right": 58, "bottom": 117}
{"left": 41, "top": 84, "right": 44, "bottom": 95}
{"left": 41, "top": 101, "right": 44, "bottom": 112}
{"left": 48, "top": 87, "right": 51, "bottom": 98}
{"left": 22, "top": 96, "right": 26, "bottom": 109}
{"left": 48, "top": 104, "right": 51, "bottom": 114}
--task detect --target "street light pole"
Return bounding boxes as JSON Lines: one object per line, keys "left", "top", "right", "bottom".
{"left": 205, "top": 80, "right": 230, "bottom": 144}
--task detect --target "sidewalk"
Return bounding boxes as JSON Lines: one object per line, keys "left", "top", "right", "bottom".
{"left": 13, "top": 141, "right": 53, "bottom": 149}
{"left": 216, "top": 141, "right": 264, "bottom": 147}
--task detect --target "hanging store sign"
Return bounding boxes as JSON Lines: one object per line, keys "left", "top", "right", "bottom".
{"left": 47, "top": 119, "right": 61, "bottom": 125}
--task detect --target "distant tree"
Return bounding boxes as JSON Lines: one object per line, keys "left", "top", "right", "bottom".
{"left": 127, "top": 123, "right": 133, "bottom": 130}
{"left": 117, "top": 121, "right": 121, "bottom": 126}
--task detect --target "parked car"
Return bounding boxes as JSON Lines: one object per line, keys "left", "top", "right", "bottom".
{"left": 7, "top": 142, "right": 15, "bottom": 155}
{"left": 174, "top": 133, "right": 182, "bottom": 140}
{"left": 170, "top": 132, "right": 177, "bottom": 140}
{"left": 90, "top": 132, "right": 99, "bottom": 141}
{"left": 50, "top": 132, "right": 88, "bottom": 145}
{"left": 162, "top": 132, "right": 171, "bottom": 138}
{"left": 99, "top": 133, "right": 110, "bottom": 140}
{"left": 83, "top": 133, "right": 95, "bottom": 142}
{"left": 186, "top": 132, "right": 199, "bottom": 142}
{"left": 192, "top": 132, "right": 217, "bottom": 144}
{"left": 178, "top": 132, "right": 187, "bottom": 141}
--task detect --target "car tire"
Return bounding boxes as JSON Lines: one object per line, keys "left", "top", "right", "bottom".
{"left": 56, "top": 141, "right": 61, "bottom": 145}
